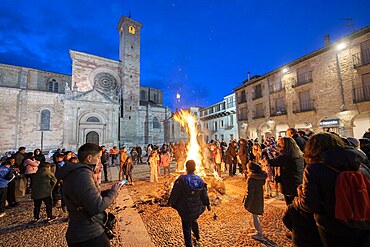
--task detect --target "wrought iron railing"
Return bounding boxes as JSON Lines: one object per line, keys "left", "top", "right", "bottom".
{"left": 252, "top": 90, "right": 263, "bottom": 100}
{"left": 269, "top": 82, "right": 283, "bottom": 93}
{"left": 253, "top": 111, "right": 265, "bottom": 119}
{"left": 352, "top": 49, "right": 370, "bottom": 68}
{"left": 293, "top": 71, "right": 313, "bottom": 87}
{"left": 293, "top": 100, "right": 315, "bottom": 113}
{"left": 270, "top": 107, "right": 287, "bottom": 116}
{"left": 352, "top": 85, "right": 370, "bottom": 103}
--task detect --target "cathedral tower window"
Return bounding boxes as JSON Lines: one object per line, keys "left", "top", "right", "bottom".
{"left": 153, "top": 117, "right": 160, "bottom": 129}
{"left": 40, "top": 109, "right": 51, "bottom": 130}
{"left": 48, "top": 79, "right": 59, "bottom": 92}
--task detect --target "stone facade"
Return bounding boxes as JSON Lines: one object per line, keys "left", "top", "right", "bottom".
{"left": 0, "top": 16, "right": 182, "bottom": 153}
{"left": 235, "top": 26, "right": 370, "bottom": 140}
{"left": 199, "top": 94, "right": 239, "bottom": 143}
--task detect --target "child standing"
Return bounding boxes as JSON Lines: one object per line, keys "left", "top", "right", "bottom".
{"left": 31, "top": 162, "right": 57, "bottom": 223}
{"left": 244, "top": 162, "right": 267, "bottom": 240}
{"left": 160, "top": 150, "right": 171, "bottom": 177}
{"left": 123, "top": 157, "right": 134, "bottom": 185}
{"left": 149, "top": 150, "right": 159, "bottom": 182}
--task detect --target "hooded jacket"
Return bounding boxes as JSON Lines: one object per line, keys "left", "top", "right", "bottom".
{"left": 31, "top": 166, "right": 57, "bottom": 200}
{"left": 168, "top": 174, "right": 210, "bottom": 221}
{"left": 244, "top": 171, "right": 267, "bottom": 215}
{"left": 0, "top": 165, "right": 13, "bottom": 188}
{"left": 295, "top": 146, "right": 370, "bottom": 247}
{"left": 56, "top": 162, "right": 118, "bottom": 244}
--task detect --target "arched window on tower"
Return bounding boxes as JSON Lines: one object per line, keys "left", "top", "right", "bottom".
{"left": 40, "top": 109, "right": 51, "bottom": 130}
{"left": 153, "top": 117, "right": 160, "bottom": 129}
{"left": 48, "top": 79, "right": 59, "bottom": 92}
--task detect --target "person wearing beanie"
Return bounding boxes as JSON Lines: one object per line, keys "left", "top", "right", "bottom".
{"left": 169, "top": 160, "right": 211, "bottom": 247}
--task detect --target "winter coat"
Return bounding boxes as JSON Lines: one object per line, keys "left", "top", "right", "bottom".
{"left": 283, "top": 204, "right": 323, "bottom": 247}
{"left": 237, "top": 143, "right": 249, "bottom": 166}
{"left": 294, "top": 146, "right": 370, "bottom": 247}
{"left": 292, "top": 134, "right": 306, "bottom": 152}
{"left": 244, "top": 171, "right": 267, "bottom": 215}
{"left": 56, "top": 162, "right": 119, "bottom": 244}
{"left": 23, "top": 159, "right": 40, "bottom": 175}
{"left": 225, "top": 144, "right": 237, "bottom": 165}
{"left": 13, "top": 152, "right": 24, "bottom": 168}
{"left": 160, "top": 153, "right": 170, "bottom": 167}
{"left": 31, "top": 166, "right": 57, "bottom": 200}
{"left": 0, "top": 166, "right": 13, "bottom": 188}
{"left": 268, "top": 154, "right": 304, "bottom": 196}
{"left": 168, "top": 174, "right": 210, "bottom": 221}
{"left": 120, "top": 151, "right": 129, "bottom": 166}
{"left": 101, "top": 151, "right": 109, "bottom": 165}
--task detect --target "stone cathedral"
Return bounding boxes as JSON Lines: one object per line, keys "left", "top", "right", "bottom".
{"left": 0, "top": 16, "right": 182, "bottom": 152}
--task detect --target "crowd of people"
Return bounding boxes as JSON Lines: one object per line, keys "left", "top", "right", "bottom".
{"left": 0, "top": 128, "right": 369, "bottom": 246}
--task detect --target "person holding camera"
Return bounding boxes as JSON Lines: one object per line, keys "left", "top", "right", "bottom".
{"left": 56, "top": 143, "right": 120, "bottom": 247}
{"left": 169, "top": 160, "right": 211, "bottom": 247}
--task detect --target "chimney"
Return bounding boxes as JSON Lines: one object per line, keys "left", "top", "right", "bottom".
{"left": 324, "top": 35, "right": 330, "bottom": 46}
{"left": 248, "top": 72, "right": 251, "bottom": 81}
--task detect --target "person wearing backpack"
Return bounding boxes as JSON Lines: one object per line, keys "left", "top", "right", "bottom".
{"left": 294, "top": 132, "right": 370, "bottom": 247}
{"left": 168, "top": 160, "right": 211, "bottom": 247}
{"left": 0, "top": 160, "right": 15, "bottom": 217}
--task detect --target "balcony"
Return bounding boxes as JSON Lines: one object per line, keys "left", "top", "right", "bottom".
{"left": 227, "top": 101, "right": 235, "bottom": 108}
{"left": 253, "top": 111, "right": 265, "bottom": 119}
{"left": 252, "top": 90, "right": 263, "bottom": 100}
{"left": 293, "top": 71, "right": 313, "bottom": 87}
{"left": 238, "top": 114, "right": 248, "bottom": 121}
{"left": 352, "top": 49, "right": 370, "bottom": 68}
{"left": 270, "top": 107, "right": 287, "bottom": 117}
{"left": 293, "top": 100, "right": 315, "bottom": 113}
{"left": 269, "top": 82, "right": 284, "bottom": 93}
{"left": 353, "top": 85, "right": 370, "bottom": 103}
{"left": 237, "top": 96, "right": 247, "bottom": 104}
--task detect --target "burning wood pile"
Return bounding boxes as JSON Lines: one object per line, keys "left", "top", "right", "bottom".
{"left": 136, "top": 110, "right": 227, "bottom": 208}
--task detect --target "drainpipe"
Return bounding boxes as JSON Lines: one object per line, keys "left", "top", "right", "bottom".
{"left": 336, "top": 52, "right": 346, "bottom": 111}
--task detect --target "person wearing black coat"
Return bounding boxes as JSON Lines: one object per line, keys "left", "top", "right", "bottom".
{"left": 226, "top": 141, "right": 237, "bottom": 176}
{"left": 268, "top": 137, "right": 304, "bottom": 205}
{"left": 287, "top": 128, "right": 306, "bottom": 152}
{"left": 237, "top": 138, "right": 249, "bottom": 176}
{"left": 168, "top": 160, "right": 211, "bottom": 247}
{"left": 244, "top": 162, "right": 267, "bottom": 240}
{"left": 283, "top": 185, "right": 323, "bottom": 247}
{"left": 56, "top": 143, "right": 119, "bottom": 247}
{"left": 294, "top": 133, "right": 370, "bottom": 247}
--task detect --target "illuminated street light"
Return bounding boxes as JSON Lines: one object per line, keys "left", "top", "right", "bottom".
{"left": 282, "top": 68, "right": 288, "bottom": 73}
{"left": 337, "top": 43, "right": 346, "bottom": 51}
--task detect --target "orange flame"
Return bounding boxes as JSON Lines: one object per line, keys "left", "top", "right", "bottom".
{"left": 174, "top": 110, "right": 203, "bottom": 173}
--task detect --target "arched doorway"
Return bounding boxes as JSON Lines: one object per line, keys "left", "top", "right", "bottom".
{"left": 86, "top": 131, "right": 99, "bottom": 145}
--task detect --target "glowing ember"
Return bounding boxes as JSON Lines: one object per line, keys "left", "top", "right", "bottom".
{"left": 174, "top": 110, "right": 203, "bottom": 173}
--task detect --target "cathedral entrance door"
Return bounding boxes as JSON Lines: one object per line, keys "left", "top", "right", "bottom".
{"left": 86, "top": 131, "right": 99, "bottom": 145}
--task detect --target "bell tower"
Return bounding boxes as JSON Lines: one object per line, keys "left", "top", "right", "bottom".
{"left": 117, "top": 16, "right": 143, "bottom": 146}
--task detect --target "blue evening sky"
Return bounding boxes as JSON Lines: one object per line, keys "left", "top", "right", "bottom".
{"left": 1, "top": 0, "right": 370, "bottom": 110}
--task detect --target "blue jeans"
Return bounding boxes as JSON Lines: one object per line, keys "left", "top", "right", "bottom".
{"left": 181, "top": 218, "right": 200, "bottom": 247}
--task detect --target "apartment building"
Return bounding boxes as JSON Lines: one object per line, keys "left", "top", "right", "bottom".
{"left": 199, "top": 93, "right": 239, "bottom": 143}
{"left": 235, "top": 26, "right": 370, "bottom": 140}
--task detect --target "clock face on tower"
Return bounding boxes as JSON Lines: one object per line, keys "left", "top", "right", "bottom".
{"left": 129, "top": 26, "right": 135, "bottom": 34}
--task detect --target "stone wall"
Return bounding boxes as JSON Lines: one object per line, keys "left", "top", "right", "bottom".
{"left": 235, "top": 28, "right": 370, "bottom": 139}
